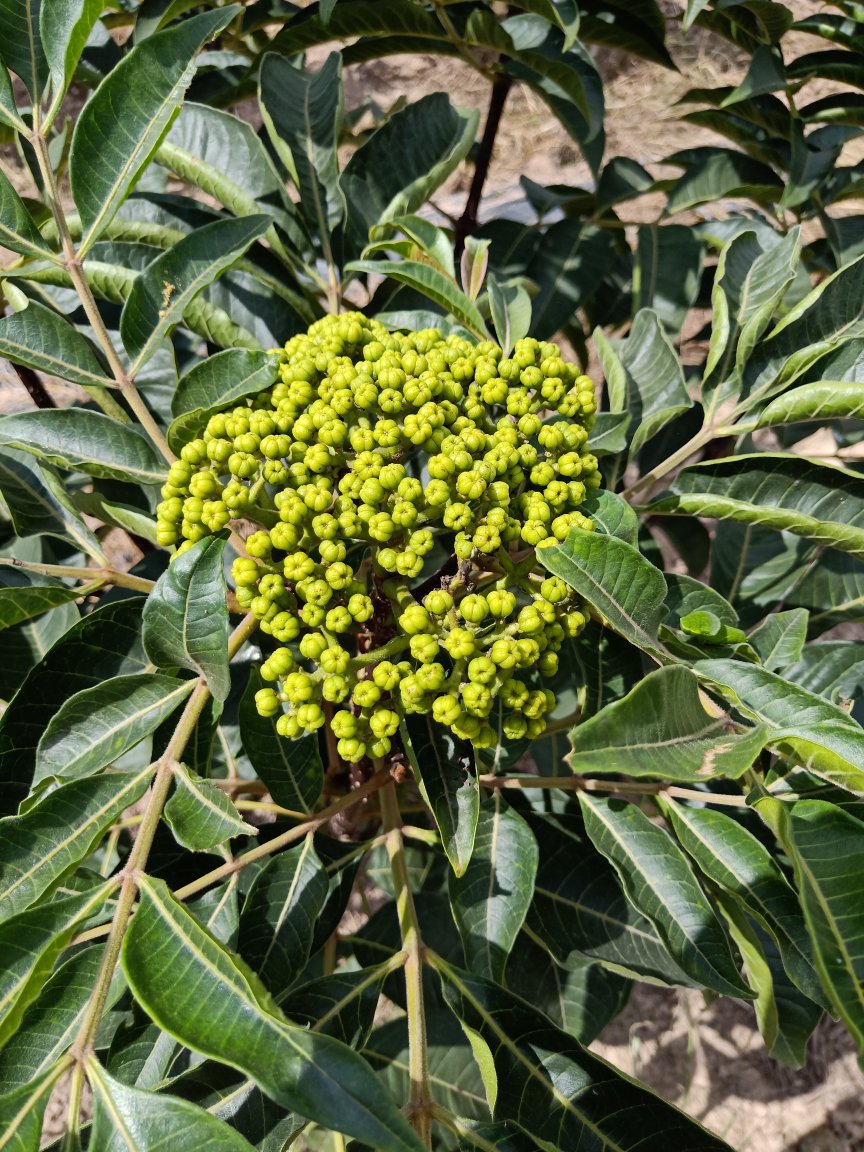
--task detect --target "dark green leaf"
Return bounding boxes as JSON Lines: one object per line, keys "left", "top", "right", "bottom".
{"left": 634, "top": 224, "right": 704, "bottom": 335}
{"left": 748, "top": 608, "right": 808, "bottom": 671}
{"left": 580, "top": 795, "right": 751, "bottom": 996}
{"left": 449, "top": 794, "right": 537, "bottom": 982}
{"left": 0, "top": 0, "right": 47, "bottom": 97}
{"left": 0, "top": 298, "right": 113, "bottom": 389}
{"left": 0, "top": 767, "right": 152, "bottom": 923}
{"left": 168, "top": 349, "right": 280, "bottom": 452}
{"left": 665, "top": 147, "right": 783, "bottom": 214}
{"left": 237, "top": 667, "right": 323, "bottom": 814}
{"left": 35, "top": 673, "right": 193, "bottom": 786}
{"left": 538, "top": 528, "right": 669, "bottom": 661}
{"left": 567, "top": 664, "right": 766, "bottom": 781}
{"left": 70, "top": 6, "right": 240, "bottom": 250}
{"left": 89, "top": 1062, "right": 258, "bottom": 1152}
{"left": 143, "top": 536, "right": 230, "bottom": 701}
{"left": 41, "top": 0, "right": 102, "bottom": 99}
{"left": 581, "top": 489, "right": 640, "bottom": 546}
{"left": 164, "top": 765, "right": 255, "bottom": 853}
{"left": 346, "top": 259, "right": 488, "bottom": 340}
{"left": 0, "top": 582, "right": 83, "bottom": 633}
{"left": 120, "top": 215, "right": 271, "bottom": 370}
{"left": 0, "top": 1066, "right": 62, "bottom": 1152}
{"left": 238, "top": 837, "right": 328, "bottom": 994}
{"left": 282, "top": 966, "right": 388, "bottom": 1047}
{"left": 122, "top": 877, "right": 425, "bottom": 1152}
{"left": 487, "top": 274, "right": 531, "bottom": 355}
{"left": 0, "top": 169, "right": 53, "bottom": 260}
{"left": 652, "top": 455, "right": 864, "bottom": 559}
{"left": 585, "top": 412, "right": 631, "bottom": 457}
{"left": 525, "top": 220, "right": 615, "bottom": 340}
{"left": 785, "top": 642, "right": 864, "bottom": 704}
{"left": 0, "top": 409, "right": 165, "bottom": 485}
{"left": 402, "top": 715, "right": 479, "bottom": 876}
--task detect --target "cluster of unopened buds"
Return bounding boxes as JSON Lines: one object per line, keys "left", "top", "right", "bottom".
{"left": 157, "top": 313, "right": 598, "bottom": 762}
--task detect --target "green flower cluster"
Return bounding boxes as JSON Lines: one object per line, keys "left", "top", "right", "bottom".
{"left": 156, "top": 313, "right": 598, "bottom": 761}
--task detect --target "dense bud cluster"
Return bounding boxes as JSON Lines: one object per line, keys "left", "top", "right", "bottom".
{"left": 157, "top": 314, "right": 598, "bottom": 761}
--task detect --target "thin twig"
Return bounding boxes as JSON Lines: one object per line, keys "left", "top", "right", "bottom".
{"left": 454, "top": 73, "right": 513, "bottom": 260}
{"left": 478, "top": 774, "right": 750, "bottom": 806}
{"left": 10, "top": 362, "right": 57, "bottom": 408}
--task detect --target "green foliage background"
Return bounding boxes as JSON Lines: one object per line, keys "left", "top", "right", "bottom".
{"left": 2, "top": 1, "right": 864, "bottom": 1149}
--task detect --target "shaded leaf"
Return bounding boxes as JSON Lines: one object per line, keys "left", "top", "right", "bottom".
{"left": 634, "top": 224, "right": 704, "bottom": 335}
{"left": 41, "top": 0, "right": 103, "bottom": 99}
{"left": 164, "top": 764, "right": 255, "bottom": 853}
{"left": 0, "top": 582, "right": 83, "bottom": 633}
{"left": 168, "top": 349, "right": 280, "bottom": 452}
{"left": 0, "top": 169, "right": 53, "bottom": 260}
{"left": 0, "top": 0, "right": 47, "bottom": 97}
{"left": 346, "top": 259, "right": 488, "bottom": 340}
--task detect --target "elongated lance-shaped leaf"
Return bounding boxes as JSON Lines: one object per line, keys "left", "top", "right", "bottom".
{"left": 651, "top": 455, "right": 864, "bottom": 560}
{"left": 0, "top": 582, "right": 84, "bottom": 633}
{"left": 525, "top": 812, "right": 694, "bottom": 986}
{"left": 168, "top": 349, "right": 281, "bottom": 452}
{"left": 748, "top": 608, "right": 808, "bottom": 672}
{"left": 487, "top": 274, "right": 531, "bottom": 355}
{"left": 165, "top": 764, "right": 256, "bottom": 853}
{"left": 89, "top": 1062, "right": 258, "bottom": 1152}
{"left": 780, "top": 799, "right": 864, "bottom": 1058}
{"left": 0, "top": 766, "right": 152, "bottom": 923}
{"left": 0, "top": 170, "right": 53, "bottom": 261}
{"left": 0, "top": 946, "right": 106, "bottom": 1090}
{"left": 567, "top": 664, "right": 766, "bottom": 782}
{"left": 696, "top": 658, "right": 864, "bottom": 796}
{"left": 237, "top": 667, "right": 323, "bottom": 814}
{"left": 69, "top": 6, "right": 240, "bottom": 251}
{"left": 0, "top": 299, "right": 113, "bottom": 389}
{"left": 259, "top": 52, "right": 346, "bottom": 233}
{"left": 436, "top": 960, "right": 734, "bottom": 1150}
{"left": 0, "top": 597, "right": 147, "bottom": 815}
{"left": 238, "top": 837, "right": 328, "bottom": 994}
{"left": 0, "top": 883, "right": 111, "bottom": 1049}
{"left": 143, "top": 536, "right": 230, "bottom": 701}
{"left": 0, "top": 0, "right": 47, "bottom": 97}
{"left": 449, "top": 794, "right": 538, "bottom": 982}
{"left": 757, "top": 381, "right": 864, "bottom": 427}
{"left": 40, "top": 0, "right": 102, "bottom": 102}
{"left": 120, "top": 214, "right": 271, "bottom": 370}
{"left": 538, "top": 528, "right": 669, "bottom": 662}
{"left": 0, "top": 409, "right": 165, "bottom": 486}
{"left": 660, "top": 799, "right": 824, "bottom": 1006}
{"left": 785, "top": 641, "right": 864, "bottom": 703}
{"left": 634, "top": 224, "right": 703, "bottom": 336}
{"left": 0, "top": 1065, "right": 64, "bottom": 1152}
{"left": 34, "top": 673, "right": 194, "bottom": 786}
{"left": 346, "top": 259, "right": 489, "bottom": 339}
{"left": 579, "top": 795, "right": 751, "bottom": 997}
{"left": 402, "top": 715, "right": 479, "bottom": 876}
{"left": 0, "top": 449, "right": 105, "bottom": 562}
{"left": 122, "top": 877, "right": 425, "bottom": 1152}
{"left": 282, "top": 965, "right": 390, "bottom": 1047}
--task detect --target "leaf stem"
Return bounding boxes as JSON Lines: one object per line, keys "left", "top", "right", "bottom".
{"left": 0, "top": 556, "right": 155, "bottom": 593}
{"left": 620, "top": 425, "right": 716, "bottom": 502}
{"left": 379, "top": 780, "right": 433, "bottom": 1148}
{"left": 478, "top": 773, "right": 750, "bottom": 806}
{"left": 454, "top": 74, "right": 513, "bottom": 260}
{"left": 28, "top": 131, "right": 175, "bottom": 462}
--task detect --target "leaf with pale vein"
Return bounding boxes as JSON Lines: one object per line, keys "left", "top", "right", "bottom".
{"left": 164, "top": 764, "right": 255, "bottom": 853}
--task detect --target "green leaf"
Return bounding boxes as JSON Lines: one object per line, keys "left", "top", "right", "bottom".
{"left": 581, "top": 489, "right": 640, "bottom": 546}
{"left": 0, "top": 0, "right": 47, "bottom": 97}
{"left": 0, "top": 582, "right": 83, "bottom": 633}
{"left": 585, "top": 411, "right": 631, "bottom": 457}
{"left": 449, "top": 794, "right": 538, "bottom": 982}
{"left": 0, "top": 884, "right": 110, "bottom": 1049}
{"left": 0, "top": 299, "right": 114, "bottom": 389}
{"left": 0, "top": 409, "right": 164, "bottom": 485}
{"left": 41, "top": 0, "right": 102, "bottom": 99}
{"left": 340, "top": 93, "right": 478, "bottom": 256}
{"left": 69, "top": 6, "right": 240, "bottom": 251}
{"left": 785, "top": 641, "right": 864, "bottom": 704}
{"left": 0, "top": 946, "right": 103, "bottom": 1090}
{"left": 437, "top": 961, "right": 734, "bottom": 1150}
{"left": 696, "top": 658, "right": 864, "bottom": 796}
{"left": 143, "top": 536, "right": 230, "bottom": 701}
{"left": 402, "top": 715, "right": 479, "bottom": 877}
{"left": 120, "top": 214, "right": 271, "bottom": 371}
{"left": 748, "top": 608, "right": 808, "bottom": 671}
{"left": 525, "top": 220, "right": 615, "bottom": 340}
{"left": 783, "top": 799, "right": 864, "bottom": 1057}
{"left": 634, "top": 224, "right": 704, "bottom": 336}
{"left": 164, "top": 764, "right": 255, "bottom": 853}
{"left": 0, "top": 767, "right": 152, "bottom": 923}
{"left": 538, "top": 528, "right": 669, "bottom": 661}
{"left": 594, "top": 309, "right": 692, "bottom": 455}
{"left": 122, "top": 877, "right": 425, "bottom": 1152}
{"left": 237, "top": 667, "right": 323, "bottom": 814}
{"left": 259, "top": 51, "right": 345, "bottom": 233}
{"left": 526, "top": 812, "right": 694, "bottom": 986}
{"left": 283, "top": 965, "right": 388, "bottom": 1047}
{"left": 238, "top": 836, "right": 328, "bottom": 994}
{"left": 346, "top": 259, "right": 488, "bottom": 340}
{"left": 34, "top": 673, "right": 193, "bottom": 786}
{"left": 757, "top": 380, "right": 864, "bottom": 426}
{"left": 168, "top": 349, "right": 280, "bottom": 451}
{"left": 367, "top": 214, "right": 456, "bottom": 279}
{"left": 0, "top": 1066, "right": 62, "bottom": 1152}
{"left": 567, "top": 664, "right": 766, "bottom": 782}
{"left": 652, "top": 455, "right": 864, "bottom": 559}
{"left": 0, "top": 449, "right": 106, "bottom": 561}
{"left": 487, "top": 274, "right": 531, "bottom": 355}
{"left": 579, "top": 795, "right": 751, "bottom": 997}
{"left": 89, "top": 1062, "right": 258, "bottom": 1152}
{"left": 0, "top": 170, "right": 53, "bottom": 261}
{"left": 665, "top": 146, "right": 783, "bottom": 214}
